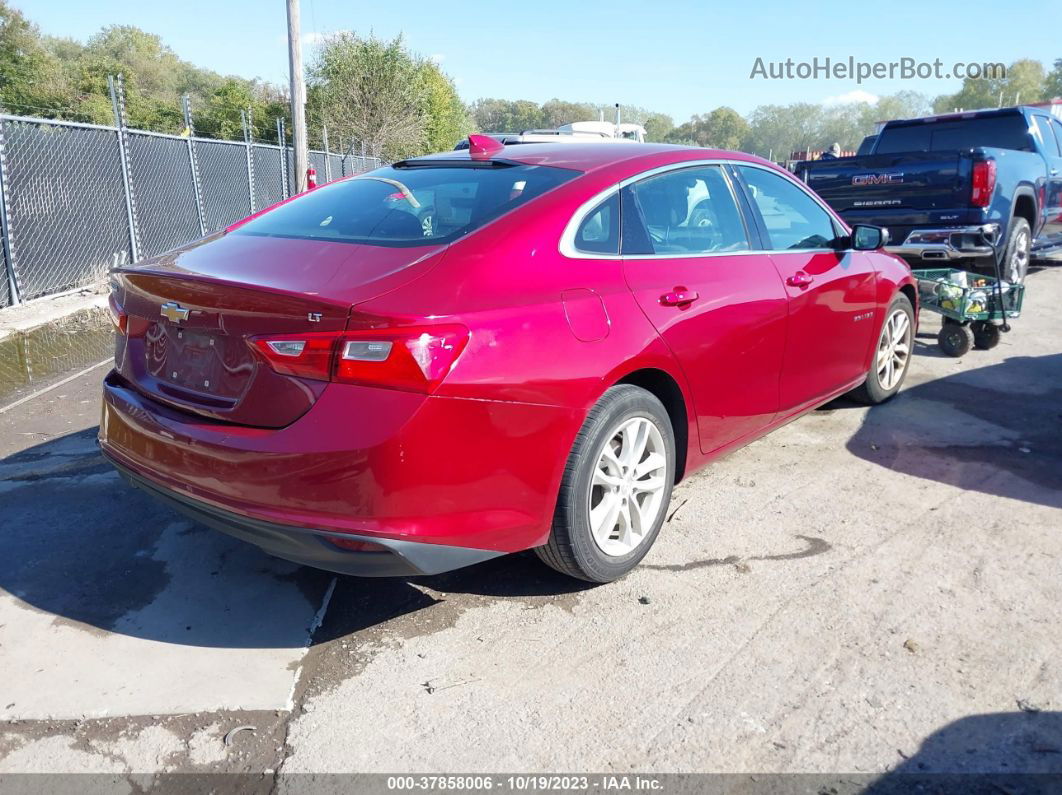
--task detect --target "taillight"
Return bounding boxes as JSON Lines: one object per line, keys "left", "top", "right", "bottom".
{"left": 971, "top": 160, "right": 996, "bottom": 207}
{"left": 250, "top": 325, "right": 469, "bottom": 394}
{"left": 107, "top": 293, "right": 128, "bottom": 334}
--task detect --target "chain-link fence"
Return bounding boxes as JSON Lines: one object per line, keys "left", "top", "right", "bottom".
{"left": 0, "top": 110, "right": 382, "bottom": 307}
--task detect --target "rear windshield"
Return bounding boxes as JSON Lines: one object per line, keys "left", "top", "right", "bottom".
{"left": 875, "top": 114, "right": 1034, "bottom": 153}
{"left": 233, "top": 163, "right": 579, "bottom": 247}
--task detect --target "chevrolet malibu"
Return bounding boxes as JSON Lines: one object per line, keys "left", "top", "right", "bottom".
{"left": 100, "top": 138, "right": 917, "bottom": 583}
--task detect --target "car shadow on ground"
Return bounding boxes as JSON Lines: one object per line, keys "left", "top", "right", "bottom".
{"left": 864, "top": 710, "right": 1062, "bottom": 792}
{"left": 822, "top": 352, "right": 1062, "bottom": 509}
{"left": 0, "top": 428, "right": 590, "bottom": 649}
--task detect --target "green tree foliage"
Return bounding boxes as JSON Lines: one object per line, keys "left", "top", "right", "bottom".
{"left": 308, "top": 32, "right": 469, "bottom": 160}
{"left": 416, "top": 59, "right": 473, "bottom": 152}
{"left": 642, "top": 113, "right": 674, "bottom": 142}
{"left": 0, "top": 2, "right": 286, "bottom": 140}
{"left": 1046, "top": 59, "right": 1062, "bottom": 100}
{"left": 0, "top": 2, "right": 66, "bottom": 114}
{"left": 933, "top": 58, "right": 1048, "bottom": 112}
{"left": 665, "top": 107, "right": 748, "bottom": 149}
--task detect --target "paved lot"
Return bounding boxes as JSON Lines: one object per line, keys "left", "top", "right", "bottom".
{"left": 0, "top": 266, "right": 1059, "bottom": 782}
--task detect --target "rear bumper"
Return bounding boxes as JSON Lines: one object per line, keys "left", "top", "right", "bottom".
{"left": 109, "top": 456, "right": 501, "bottom": 576}
{"left": 100, "top": 370, "right": 581, "bottom": 556}
{"left": 886, "top": 224, "right": 1000, "bottom": 261}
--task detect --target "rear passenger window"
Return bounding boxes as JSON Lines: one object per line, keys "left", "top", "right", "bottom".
{"left": 621, "top": 166, "right": 750, "bottom": 255}
{"left": 737, "top": 166, "right": 838, "bottom": 251}
{"left": 1053, "top": 120, "right": 1062, "bottom": 156}
{"left": 574, "top": 193, "right": 619, "bottom": 254}
{"left": 1033, "top": 116, "right": 1058, "bottom": 155}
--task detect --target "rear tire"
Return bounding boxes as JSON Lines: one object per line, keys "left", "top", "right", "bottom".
{"left": 938, "top": 322, "right": 973, "bottom": 357}
{"left": 1001, "top": 217, "right": 1031, "bottom": 285}
{"left": 972, "top": 321, "right": 1001, "bottom": 350}
{"left": 536, "top": 385, "right": 675, "bottom": 583}
{"left": 849, "top": 294, "right": 914, "bottom": 405}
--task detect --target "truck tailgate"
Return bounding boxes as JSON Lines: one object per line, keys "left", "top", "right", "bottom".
{"left": 800, "top": 152, "right": 968, "bottom": 216}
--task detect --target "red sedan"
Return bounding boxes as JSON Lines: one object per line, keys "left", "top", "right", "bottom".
{"left": 100, "top": 138, "right": 916, "bottom": 583}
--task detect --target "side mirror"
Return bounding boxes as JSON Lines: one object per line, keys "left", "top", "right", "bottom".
{"left": 851, "top": 224, "right": 889, "bottom": 250}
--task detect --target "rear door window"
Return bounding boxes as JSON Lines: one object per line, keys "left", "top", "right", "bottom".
{"left": 233, "top": 163, "right": 579, "bottom": 247}
{"left": 620, "top": 165, "right": 750, "bottom": 256}
{"left": 1032, "top": 115, "right": 1060, "bottom": 157}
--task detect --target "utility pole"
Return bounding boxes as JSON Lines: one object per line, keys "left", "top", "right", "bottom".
{"left": 287, "top": 0, "right": 308, "bottom": 193}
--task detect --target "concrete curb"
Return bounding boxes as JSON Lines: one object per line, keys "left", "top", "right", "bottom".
{"left": 0, "top": 283, "right": 108, "bottom": 342}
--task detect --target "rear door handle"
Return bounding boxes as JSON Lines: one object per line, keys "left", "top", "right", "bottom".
{"left": 660, "top": 289, "right": 699, "bottom": 307}
{"left": 786, "top": 271, "right": 814, "bottom": 288}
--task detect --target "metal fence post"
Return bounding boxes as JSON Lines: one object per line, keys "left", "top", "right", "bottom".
{"left": 241, "top": 109, "right": 256, "bottom": 213}
{"left": 0, "top": 117, "right": 21, "bottom": 305}
{"left": 182, "top": 95, "right": 207, "bottom": 237}
{"left": 277, "top": 117, "right": 289, "bottom": 198}
{"left": 109, "top": 74, "right": 141, "bottom": 263}
{"left": 322, "top": 125, "right": 332, "bottom": 182}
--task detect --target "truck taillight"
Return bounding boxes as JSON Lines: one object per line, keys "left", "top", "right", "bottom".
{"left": 250, "top": 325, "right": 469, "bottom": 394}
{"left": 971, "top": 160, "right": 996, "bottom": 207}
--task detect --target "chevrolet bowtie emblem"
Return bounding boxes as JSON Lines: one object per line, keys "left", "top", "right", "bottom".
{"left": 160, "top": 302, "right": 191, "bottom": 323}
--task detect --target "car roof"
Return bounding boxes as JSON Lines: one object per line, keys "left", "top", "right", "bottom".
{"left": 406, "top": 142, "right": 774, "bottom": 174}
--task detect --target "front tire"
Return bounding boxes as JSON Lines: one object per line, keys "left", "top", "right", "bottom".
{"left": 536, "top": 385, "right": 675, "bottom": 583}
{"left": 849, "top": 294, "right": 914, "bottom": 404}
{"left": 938, "top": 321, "right": 973, "bottom": 357}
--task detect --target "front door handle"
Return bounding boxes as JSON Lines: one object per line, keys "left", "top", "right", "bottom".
{"left": 660, "top": 289, "right": 699, "bottom": 307}
{"left": 786, "top": 271, "right": 814, "bottom": 288}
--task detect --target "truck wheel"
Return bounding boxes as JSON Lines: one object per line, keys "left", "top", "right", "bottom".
{"left": 1001, "top": 217, "right": 1031, "bottom": 284}
{"left": 938, "top": 322, "right": 973, "bottom": 357}
{"left": 536, "top": 385, "right": 675, "bottom": 583}
{"left": 972, "top": 321, "right": 1001, "bottom": 350}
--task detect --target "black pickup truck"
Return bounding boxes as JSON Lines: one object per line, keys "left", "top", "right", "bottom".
{"left": 797, "top": 105, "right": 1062, "bottom": 283}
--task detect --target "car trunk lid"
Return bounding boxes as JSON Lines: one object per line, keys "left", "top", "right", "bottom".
{"left": 112, "top": 233, "right": 447, "bottom": 428}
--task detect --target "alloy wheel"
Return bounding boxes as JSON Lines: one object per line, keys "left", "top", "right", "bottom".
{"left": 876, "top": 308, "right": 911, "bottom": 391}
{"left": 1007, "top": 227, "right": 1030, "bottom": 284}
{"left": 587, "top": 416, "right": 668, "bottom": 557}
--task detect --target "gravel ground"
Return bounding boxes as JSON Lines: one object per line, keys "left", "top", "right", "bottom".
{"left": 0, "top": 264, "right": 1059, "bottom": 789}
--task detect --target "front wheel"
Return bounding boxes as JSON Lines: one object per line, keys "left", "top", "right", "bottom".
{"left": 536, "top": 385, "right": 675, "bottom": 583}
{"left": 848, "top": 294, "right": 914, "bottom": 404}
{"left": 938, "top": 322, "right": 973, "bottom": 357}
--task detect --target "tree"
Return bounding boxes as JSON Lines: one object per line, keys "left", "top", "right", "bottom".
{"left": 1045, "top": 58, "right": 1062, "bottom": 100}
{"left": 642, "top": 113, "right": 674, "bottom": 142}
{"left": 869, "top": 91, "right": 932, "bottom": 124}
{"left": 470, "top": 98, "right": 545, "bottom": 133}
{"left": 540, "top": 98, "right": 595, "bottom": 128}
{"left": 666, "top": 107, "right": 748, "bottom": 149}
{"left": 933, "top": 58, "right": 1047, "bottom": 112}
{"left": 416, "top": 59, "right": 472, "bottom": 151}
{"left": 1046, "top": 59, "right": 1062, "bottom": 100}
{"left": 308, "top": 33, "right": 425, "bottom": 160}
{"left": 0, "top": 1, "right": 67, "bottom": 115}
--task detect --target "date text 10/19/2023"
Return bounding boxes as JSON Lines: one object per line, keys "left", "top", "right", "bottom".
{"left": 386, "top": 775, "right": 664, "bottom": 791}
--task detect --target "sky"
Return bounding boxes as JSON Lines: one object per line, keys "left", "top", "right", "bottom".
{"left": 18, "top": 0, "right": 1059, "bottom": 120}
